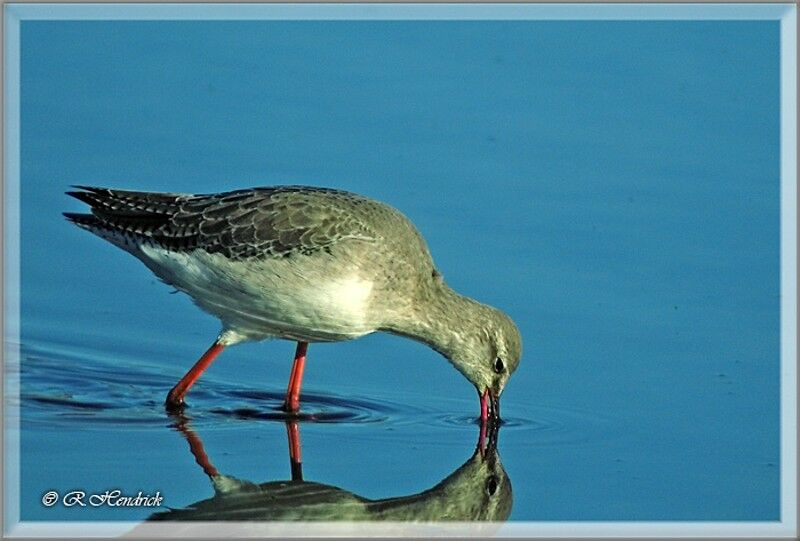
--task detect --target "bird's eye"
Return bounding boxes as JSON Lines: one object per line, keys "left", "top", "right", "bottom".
{"left": 493, "top": 357, "right": 505, "bottom": 374}
{"left": 485, "top": 475, "right": 499, "bottom": 496}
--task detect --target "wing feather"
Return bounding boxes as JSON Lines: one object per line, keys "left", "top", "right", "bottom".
{"left": 65, "top": 186, "right": 376, "bottom": 260}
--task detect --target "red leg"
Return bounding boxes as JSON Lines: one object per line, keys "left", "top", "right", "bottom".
{"left": 285, "top": 354, "right": 300, "bottom": 402}
{"left": 282, "top": 342, "right": 308, "bottom": 413}
{"left": 286, "top": 421, "right": 303, "bottom": 481}
{"left": 178, "top": 422, "right": 219, "bottom": 478}
{"left": 166, "top": 341, "right": 225, "bottom": 409}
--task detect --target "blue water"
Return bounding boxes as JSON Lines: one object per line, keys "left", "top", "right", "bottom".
{"left": 15, "top": 20, "right": 780, "bottom": 523}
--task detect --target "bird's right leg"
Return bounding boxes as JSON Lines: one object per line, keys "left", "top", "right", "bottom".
{"left": 286, "top": 420, "right": 303, "bottom": 481}
{"left": 165, "top": 340, "right": 225, "bottom": 410}
{"left": 282, "top": 342, "right": 309, "bottom": 413}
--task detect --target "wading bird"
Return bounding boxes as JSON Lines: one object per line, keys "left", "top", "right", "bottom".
{"left": 65, "top": 185, "right": 522, "bottom": 421}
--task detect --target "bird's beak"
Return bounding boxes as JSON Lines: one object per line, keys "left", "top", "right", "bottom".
{"left": 476, "top": 412, "right": 501, "bottom": 459}
{"left": 480, "top": 388, "right": 501, "bottom": 423}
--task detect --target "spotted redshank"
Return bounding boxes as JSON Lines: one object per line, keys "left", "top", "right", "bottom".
{"left": 65, "top": 186, "right": 522, "bottom": 421}
{"left": 148, "top": 415, "right": 510, "bottom": 523}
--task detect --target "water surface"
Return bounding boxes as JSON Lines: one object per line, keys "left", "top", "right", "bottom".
{"left": 15, "top": 20, "right": 780, "bottom": 523}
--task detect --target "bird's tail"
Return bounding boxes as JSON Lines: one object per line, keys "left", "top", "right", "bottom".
{"left": 64, "top": 185, "right": 186, "bottom": 250}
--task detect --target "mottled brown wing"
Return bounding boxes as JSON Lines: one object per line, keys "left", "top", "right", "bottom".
{"left": 65, "top": 186, "right": 375, "bottom": 260}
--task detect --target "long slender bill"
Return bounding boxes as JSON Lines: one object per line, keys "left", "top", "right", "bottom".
{"left": 480, "top": 388, "right": 502, "bottom": 423}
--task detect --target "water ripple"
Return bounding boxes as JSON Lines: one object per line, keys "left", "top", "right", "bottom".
{"left": 204, "top": 389, "right": 402, "bottom": 424}
{"left": 19, "top": 342, "right": 413, "bottom": 429}
{"left": 432, "top": 406, "right": 614, "bottom": 447}
{"left": 18, "top": 340, "right": 616, "bottom": 448}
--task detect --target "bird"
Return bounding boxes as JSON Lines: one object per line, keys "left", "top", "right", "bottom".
{"left": 64, "top": 185, "right": 522, "bottom": 421}
{"left": 141, "top": 417, "right": 511, "bottom": 524}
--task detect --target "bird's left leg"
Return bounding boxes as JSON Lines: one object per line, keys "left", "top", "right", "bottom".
{"left": 282, "top": 341, "right": 308, "bottom": 413}
{"left": 166, "top": 340, "right": 225, "bottom": 410}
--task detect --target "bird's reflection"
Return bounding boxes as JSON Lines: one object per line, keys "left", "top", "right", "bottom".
{"left": 147, "top": 417, "right": 512, "bottom": 522}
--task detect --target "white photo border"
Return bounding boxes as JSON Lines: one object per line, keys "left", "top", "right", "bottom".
{"left": 2, "top": 2, "right": 796, "bottom": 539}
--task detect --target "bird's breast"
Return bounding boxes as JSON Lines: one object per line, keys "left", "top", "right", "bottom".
{"left": 136, "top": 245, "right": 378, "bottom": 343}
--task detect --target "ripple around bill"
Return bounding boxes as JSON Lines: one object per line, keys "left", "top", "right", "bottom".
{"left": 432, "top": 404, "right": 616, "bottom": 448}
{"left": 19, "top": 340, "right": 614, "bottom": 443}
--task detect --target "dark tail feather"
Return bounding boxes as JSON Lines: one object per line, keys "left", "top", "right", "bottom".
{"left": 65, "top": 187, "right": 194, "bottom": 247}
{"left": 66, "top": 185, "right": 188, "bottom": 215}
{"left": 66, "top": 189, "right": 110, "bottom": 210}
{"left": 63, "top": 211, "right": 101, "bottom": 229}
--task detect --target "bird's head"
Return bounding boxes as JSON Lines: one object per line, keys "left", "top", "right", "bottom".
{"left": 445, "top": 304, "right": 522, "bottom": 421}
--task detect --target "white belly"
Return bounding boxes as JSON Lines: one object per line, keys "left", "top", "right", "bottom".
{"left": 137, "top": 245, "right": 376, "bottom": 344}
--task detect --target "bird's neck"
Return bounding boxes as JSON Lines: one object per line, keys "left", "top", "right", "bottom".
{"left": 365, "top": 452, "right": 493, "bottom": 521}
{"left": 383, "top": 281, "right": 486, "bottom": 361}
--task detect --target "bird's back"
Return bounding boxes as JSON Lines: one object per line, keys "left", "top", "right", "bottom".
{"left": 66, "top": 186, "right": 439, "bottom": 342}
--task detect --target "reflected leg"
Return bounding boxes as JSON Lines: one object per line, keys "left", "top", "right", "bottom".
{"left": 169, "top": 413, "right": 219, "bottom": 478}
{"left": 286, "top": 421, "right": 303, "bottom": 481}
